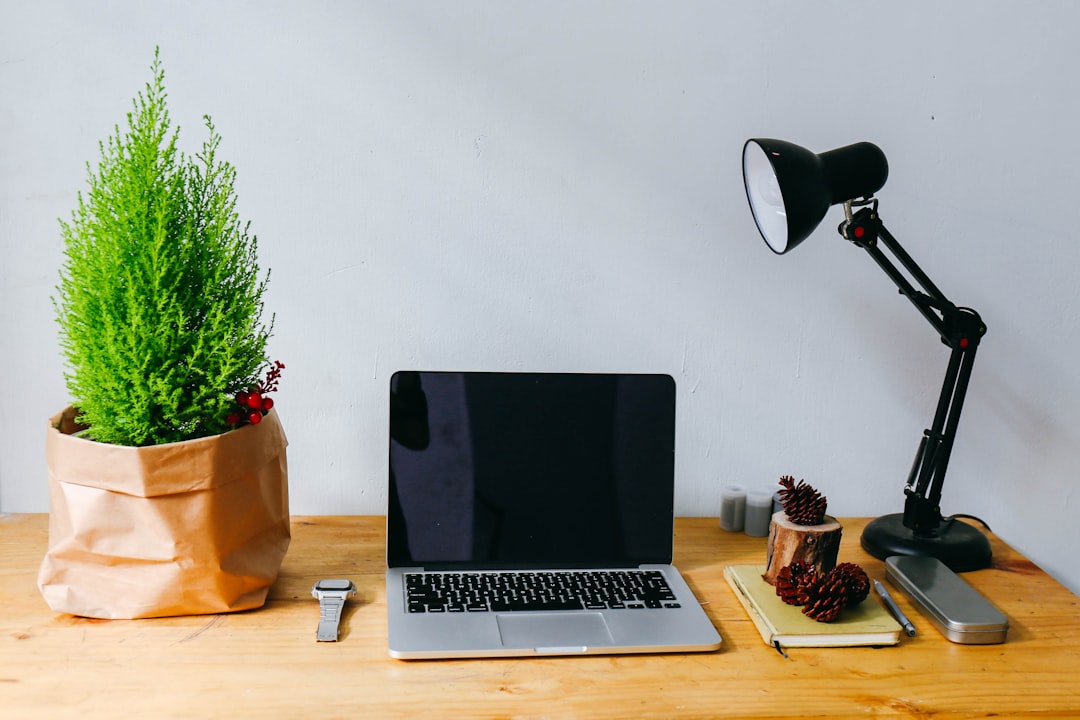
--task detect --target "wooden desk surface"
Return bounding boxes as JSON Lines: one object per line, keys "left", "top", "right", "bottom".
{"left": 2, "top": 514, "right": 1078, "bottom": 719}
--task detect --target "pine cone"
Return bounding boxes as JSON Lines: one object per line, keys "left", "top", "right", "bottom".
{"left": 800, "top": 562, "right": 871, "bottom": 622}
{"left": 830, "top": 562, "right": 870, "bottom": 607}
{"left": 777, "top": 475, "right": 827, "bottom": 526}
{"left": 802, "top": 572, "right": 848, "bottom": 622}
{"left": 774, "top": 561, "right": 817, "bottom": 606}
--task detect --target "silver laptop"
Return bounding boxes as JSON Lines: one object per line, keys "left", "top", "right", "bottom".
{"left": 385, "top": 371, "right": 722, "bottom": 659}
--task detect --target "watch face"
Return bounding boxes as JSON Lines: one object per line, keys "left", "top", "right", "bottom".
{"left": 318, "top": 579, "right": 353, "bottom": 591}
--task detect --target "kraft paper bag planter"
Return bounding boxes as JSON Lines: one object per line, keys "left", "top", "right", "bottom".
{"left": 38, "top": 406, "right": 290, "bottom": 619}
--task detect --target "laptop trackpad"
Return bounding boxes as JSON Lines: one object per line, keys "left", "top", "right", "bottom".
{"left": 497, "top": 612, "right": 613, "bottom": 651}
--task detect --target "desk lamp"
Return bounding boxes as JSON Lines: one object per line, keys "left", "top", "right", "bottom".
{"left": 741, "top": 138, "right": 992, "bottom": 572}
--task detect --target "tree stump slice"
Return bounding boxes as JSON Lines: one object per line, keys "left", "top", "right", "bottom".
{"left": 762, "top": 512, "right": 843, "bottom": 586}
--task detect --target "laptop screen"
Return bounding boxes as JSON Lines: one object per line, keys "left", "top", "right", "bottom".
{"left": 387, "top": 372, "right": 677, "bottom": 570}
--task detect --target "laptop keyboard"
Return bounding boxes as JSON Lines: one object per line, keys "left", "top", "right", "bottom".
{"left": 404, "top": 570, "right": 681, "bottom": 613}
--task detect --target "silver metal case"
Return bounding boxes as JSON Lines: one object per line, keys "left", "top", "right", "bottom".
{"left": 885, "top": 555, "right": 1008, "bottom": 645}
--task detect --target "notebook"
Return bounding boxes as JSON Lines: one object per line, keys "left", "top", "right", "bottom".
{"left": 385, "top": 371, "right": 722, "bottom": 659}
{"left": 724, "top": 565, "right": 902, "bottom": 649}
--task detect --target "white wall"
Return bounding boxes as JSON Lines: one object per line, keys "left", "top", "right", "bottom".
{"left": 3, "top": 1, "right": 1078, "bottom": 594}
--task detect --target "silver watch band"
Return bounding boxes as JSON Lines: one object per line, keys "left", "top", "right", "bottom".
{"left": 312, "top": 579, "right": 356, "bottom": 642}
{"left": 316, "top": 593, "right": 348, "bottom": 642}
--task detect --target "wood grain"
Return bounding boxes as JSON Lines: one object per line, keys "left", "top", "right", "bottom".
{"left": 762, "top": 513, "right": 843, "bottom": 585}
{"left": 2, "top": 514, "right": 1078, "bottom": 719}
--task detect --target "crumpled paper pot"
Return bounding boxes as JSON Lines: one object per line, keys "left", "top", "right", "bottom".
{"left": 38, "top": 406, "right": 290, "bottom": 619}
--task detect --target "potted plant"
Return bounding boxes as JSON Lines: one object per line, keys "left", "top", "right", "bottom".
{"left": 37, "top": 50, "right": 290, "bottom": 619}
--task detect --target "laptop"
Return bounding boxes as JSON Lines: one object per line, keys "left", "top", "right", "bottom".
{"left": 385, "top": 371, "right": 722, "bottom": 659}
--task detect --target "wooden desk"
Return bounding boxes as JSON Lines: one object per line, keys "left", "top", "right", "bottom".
{"left": 2, "top": 515, "right": 1078, "bottom": 719}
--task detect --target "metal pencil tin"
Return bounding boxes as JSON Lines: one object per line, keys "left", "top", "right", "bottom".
{"left": 885, "top": 555, "right": 1009, "bottom": 645}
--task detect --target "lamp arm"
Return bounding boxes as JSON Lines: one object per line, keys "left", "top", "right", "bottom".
{"left": 841, "top": 204, "right": 986, "bottom": 537}
{"left": 844, "top": 205, "right": 952, "bottom": 339}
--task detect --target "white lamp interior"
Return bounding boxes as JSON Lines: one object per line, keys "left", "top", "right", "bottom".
{"left": 742, "top": 141, "right": 788, "bottom": 253}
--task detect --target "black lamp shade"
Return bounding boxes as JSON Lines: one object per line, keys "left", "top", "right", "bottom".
{"left": 742, "top": 139, "right": 889, "bottom": 254}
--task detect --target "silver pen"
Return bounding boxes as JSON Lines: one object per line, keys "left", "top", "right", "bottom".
{"left": 874, "top": 579, "right": 917, "bottom": 637}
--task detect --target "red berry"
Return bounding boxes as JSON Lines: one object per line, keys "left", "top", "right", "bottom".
{"left": 248, "top": 411, "right": 263, "bottom": 425}
{"left": 235, "top": 392, "right": 249, "bottom": 406}
{"left": 246, "top": 391, "right": 263, "bottom": 409}
{"left": 262, "top": 396, "right": 274, "bottom": 411}
{"left": 226, "top": 414, "right": 240, "bottom": 425}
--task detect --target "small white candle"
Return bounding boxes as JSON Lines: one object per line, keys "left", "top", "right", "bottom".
{"left": 719, "top": 485, "right": 746, "bottom": 532}
{"left": 744, "top": 489, "right": 775, "bottom": 537}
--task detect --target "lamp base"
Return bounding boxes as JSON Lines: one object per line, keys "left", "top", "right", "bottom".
{"left": 860, "top": 513, "right": 992, "bottom": 572}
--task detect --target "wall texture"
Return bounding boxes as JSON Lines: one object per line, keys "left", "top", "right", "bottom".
{"left": 2, "top": 1, "right": 1078, "bottom": 594}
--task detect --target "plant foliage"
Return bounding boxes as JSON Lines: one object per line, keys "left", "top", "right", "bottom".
{"left": 56, "top": 50, "right": 272, "bottom": 446}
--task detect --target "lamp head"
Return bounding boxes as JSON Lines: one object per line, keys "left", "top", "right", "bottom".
{"left": 742, "top": 139, "right": 889, "bottom": 254}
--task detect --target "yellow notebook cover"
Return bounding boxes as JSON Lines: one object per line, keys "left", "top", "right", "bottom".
{"left": 724, "top": 564, "right": 902, "bottom": 648}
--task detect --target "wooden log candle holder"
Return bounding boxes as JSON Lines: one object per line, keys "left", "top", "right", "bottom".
{"left": 762, "top": 512, "right": 843, "bottom": 586}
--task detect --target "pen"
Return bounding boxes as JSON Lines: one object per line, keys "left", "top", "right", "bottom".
{"left": 874, "top": 579, "right": 917, "bottom": 637}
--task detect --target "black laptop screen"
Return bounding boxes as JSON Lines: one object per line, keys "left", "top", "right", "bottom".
{"left": 387, "top": 372, "right": 677, "bottom": 569}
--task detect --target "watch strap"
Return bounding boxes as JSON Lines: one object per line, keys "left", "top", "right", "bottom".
{"left": 316, "top": 591, "right": 348, "bottom": 642}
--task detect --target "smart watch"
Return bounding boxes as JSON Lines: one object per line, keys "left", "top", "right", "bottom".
{"left": 311, "top": 579, "right": 357, "bottom": 642}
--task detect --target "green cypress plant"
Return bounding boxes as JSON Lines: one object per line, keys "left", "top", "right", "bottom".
{"left": 56, "top": 50, "right": 273, "bottom": 446}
